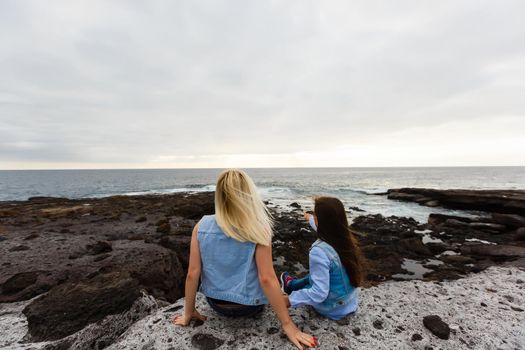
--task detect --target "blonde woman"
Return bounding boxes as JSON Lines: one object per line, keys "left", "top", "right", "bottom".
{"left": 173, "top": 169, "right": 317, "bottom": 349}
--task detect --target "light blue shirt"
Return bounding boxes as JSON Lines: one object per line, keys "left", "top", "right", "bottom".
{"left": 288, "top": 215, "right": 358, "bottom": 320}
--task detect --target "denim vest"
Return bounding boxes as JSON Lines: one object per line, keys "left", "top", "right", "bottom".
{"left": 197, "top": 215, "right": 268, "bottom": 305}
{"left": 311, "top": 239, "right": 358, "bottom": 314}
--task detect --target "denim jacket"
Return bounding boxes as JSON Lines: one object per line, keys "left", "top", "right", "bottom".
{"left": 311, "top": 239, "right": 357, "bottom": 314}
{"left": 197, "top": 215, "right": 267, "bottom": 305}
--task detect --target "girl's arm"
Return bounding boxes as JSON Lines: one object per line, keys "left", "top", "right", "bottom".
{"left": 255, "top": 244, "right": 317, "bottom": 349}
{"left": 173, "top": 223, "right": 207, "bottom": 326}
{"left": 289, "top": 247, "right": 330, "bottom": 306}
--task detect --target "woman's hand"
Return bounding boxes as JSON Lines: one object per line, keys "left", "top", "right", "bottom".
{"left": 172, "top": 309, "right": 207, "bottom": 326}
{"left": 283, "top": 322, "right": 317, "bottom": 349}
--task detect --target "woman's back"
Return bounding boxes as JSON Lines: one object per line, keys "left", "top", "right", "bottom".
{"left": 198, "top": 214, "right": 267, "bottom": 305}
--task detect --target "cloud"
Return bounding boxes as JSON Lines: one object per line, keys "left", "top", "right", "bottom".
{"left": 1, "top": 0, "right": 524, "bottom": 168}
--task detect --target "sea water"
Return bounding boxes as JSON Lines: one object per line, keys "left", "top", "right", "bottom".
{"left": 1, "top": 167, "right": 524, "bottom": 223}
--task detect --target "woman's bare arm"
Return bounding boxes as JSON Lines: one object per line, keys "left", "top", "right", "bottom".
{"left": 173, "top": 223, "right": 206, "bottom": 326}
{"left": 255, "top": 244, "right": 316, "bottom": 349}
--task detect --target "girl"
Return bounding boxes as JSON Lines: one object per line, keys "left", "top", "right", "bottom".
{"left": 173, "top": 169, "right": 317, "bottom": 349}
{"left": 281, "top": 197, "right": 364, "bottom": 320}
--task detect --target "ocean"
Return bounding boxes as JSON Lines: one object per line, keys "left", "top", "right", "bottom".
{"left": 1, "top": 167, "right": 524, "bottom": 223}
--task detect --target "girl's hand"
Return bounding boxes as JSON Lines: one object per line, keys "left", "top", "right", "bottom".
{"left": 283, "top": 322, "right": 317, "bottom": 349}
{"left": 172, "top": 309, "right": 207, "bottom": 326}
{"left": 304, "top": 212, "right": 313, "bottom": 222}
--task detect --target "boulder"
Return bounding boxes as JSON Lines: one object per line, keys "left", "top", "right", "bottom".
{"left": 1, "top": 239, "right": 185, "bottom": 303}
{"left": 23, "top": 272, "right": 140, "bottom": 341}
{"left": 387, "top": 188, "right": 525, "bottom": 215}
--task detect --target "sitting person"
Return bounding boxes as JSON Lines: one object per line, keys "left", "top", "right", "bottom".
{"left": 173, "top": 169, "right": 317, "bottom": 349}
{"left": 281, "top": 197, "right": 365, "bottom": 320}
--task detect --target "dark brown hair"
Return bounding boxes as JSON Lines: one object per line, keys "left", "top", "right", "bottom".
{"left": 314, "top": 196, "right": 365, "bottom": 287}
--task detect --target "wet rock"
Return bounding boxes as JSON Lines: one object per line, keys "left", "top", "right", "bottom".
{"left": 461, "top": 244, "right": 525, "bottom": 258}
{"left": 468, "top": 222, "right": 507, "bottom": 232}
{"left": 23, "top": 271, "right": 140, "bottom": 341}
{"left": 441, "top": 255, "right": 475, "bottom": 265}
{"left": 491, "top": 213, "right": 525, "bottom": 229}
{"left": 191, "top": 333, "right": 225, "bottom": 350}
{"left": 387, "top": 188, "right": 525, "bottom": 215}
{"left": 428, "top": 214, "right": 472, "bottom": 226}
{"left": 349, "top": 206, "right": 365, "bottom": 212}
{"left": 423, "top": 315, "right": 450, "bottom": 340}
{"left": 289, "top": 202, "right": 301, "bottom": 209}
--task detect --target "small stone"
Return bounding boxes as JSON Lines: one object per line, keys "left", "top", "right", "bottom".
{"left": 352, "top": 327, "right": 361, "bottom": 336}
{"left": 480, "top": 302, "right": 487, "bottom": 307}
{"left": 511, "top": 306, "right": 524, "bottom": 312}
{"left": 289, "top": 202, "right": 301, "bottom": 209}
{"left": 423, "top": 315, "right": 450, "bottom": 340}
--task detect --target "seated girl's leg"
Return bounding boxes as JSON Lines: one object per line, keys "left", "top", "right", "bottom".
{"left": 287, "top": 274, "right": 311, "bottom": 292}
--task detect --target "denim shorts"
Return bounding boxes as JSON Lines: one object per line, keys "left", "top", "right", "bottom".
{"left": 206, "top": 297, "right": 265, "bottom": 318}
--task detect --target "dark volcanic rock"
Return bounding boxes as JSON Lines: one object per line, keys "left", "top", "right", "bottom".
{"left": 1, "top": 239, "right": 184, "bottom": 303}
{"left": 86, "top": 240, "right": 112, "bottom": 255}
{"left": 423, "top": 315, "right": 450, "bottom": 340}
{"left": 516, "top": 227, "right": 525, "bottom": 241}
{"left": 1, "top": 271, "right": 39, "bottom": 295}
{"left": 23, "top": 271, "right": 140, "bottom": 341}
{"left": 491, "top": 213, "right": 525, "bottom": 229}
{"left": 388, "top": 188, "right": 525, "bottom": 215}
{"left": 461, "top": 244, "right": 525, "bottom": 258}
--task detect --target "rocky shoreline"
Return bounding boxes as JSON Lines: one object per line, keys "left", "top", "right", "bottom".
{"left": 1, "top": 189, "right": 524, "bottom": 349}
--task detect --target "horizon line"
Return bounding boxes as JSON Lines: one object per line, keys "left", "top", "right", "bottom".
{"left": 1, "top": 165, "right": 525, "bottom": 171}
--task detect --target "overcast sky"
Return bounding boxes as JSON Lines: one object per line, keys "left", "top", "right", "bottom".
{"left": 1, "top": 0, "right": 524, "bottom": 169}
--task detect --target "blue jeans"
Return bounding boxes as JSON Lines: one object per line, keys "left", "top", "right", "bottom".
{"left": 287, "top": 274, "right": 312, "bottom": 292}
{"left": 206, "top": 297, "right": 264, "bottom": 318}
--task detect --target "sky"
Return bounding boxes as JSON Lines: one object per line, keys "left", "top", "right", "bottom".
{"left": 1, "top": 0, "right": 524, "bottom": 169}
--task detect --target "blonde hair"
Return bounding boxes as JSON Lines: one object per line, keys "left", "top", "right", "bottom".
{"left": 215, "top": 169, "right": 273, "bottom": 246}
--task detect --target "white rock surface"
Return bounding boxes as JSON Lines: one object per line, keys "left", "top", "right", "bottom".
{"left": 2, "top": 267, "right": 524, "bottom": 350}
{"left": 108, "top": 267, "right": 525, "bottom": 350}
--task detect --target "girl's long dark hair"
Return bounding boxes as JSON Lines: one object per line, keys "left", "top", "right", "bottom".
{"left": 314, "top": 196, "right": 365, "bottom": 287}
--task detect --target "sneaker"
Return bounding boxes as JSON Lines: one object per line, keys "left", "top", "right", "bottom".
{"left": 279, "top": 272, "right": 295, "bottom": 294}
